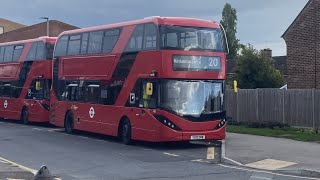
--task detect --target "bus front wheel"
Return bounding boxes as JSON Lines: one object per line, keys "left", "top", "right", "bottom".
{"left": 64, "top": 111, "right": 74, "bottom": 134}
{"left": 119, "top": 118, "right": 132, "bottom": 145}
{"left": 21, "top": 107, "right": 29, "bottom": 125}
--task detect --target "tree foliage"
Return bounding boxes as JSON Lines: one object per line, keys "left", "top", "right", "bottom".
{"left": 220, "top": 3, "right": 239, "bottom": 60}
{"left": 235, "top": 45, "right": 284, "bottom": 89}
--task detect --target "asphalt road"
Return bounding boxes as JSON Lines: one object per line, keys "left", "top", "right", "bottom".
{"left": 0, "top": 120, "right": 317, "bottom": 180}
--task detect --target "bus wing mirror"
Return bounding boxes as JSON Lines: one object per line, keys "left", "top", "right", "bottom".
{"left": 35, "top": 81, "right": 41, "bottom": 91}
{"left": 146, "top": 82, "right": 153, "bottom": 96}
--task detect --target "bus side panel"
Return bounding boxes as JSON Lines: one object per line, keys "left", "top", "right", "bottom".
{"left": 72, "top": 104, "right": 120, "bottom": 136}
{"left": 127, "top": 108, "right": 157, "bottom": 142}
{"left": 0, "top": 98, "right": 21, "bottom": 120}
{"left": 25, "top": 99, "right": 49, "bottom": 122}
{"left": 0, "top": 63, "right": 20, "bottom": 80}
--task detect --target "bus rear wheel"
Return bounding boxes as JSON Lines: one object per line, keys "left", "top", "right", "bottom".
{"left": 21, "top": 107, "right": 29, "bottom": 125}
{"left": 65, "top": 111, "right": 74, "bottom": 134}
{"left": 119, "top": 118, "right": 132, "bottom": 145}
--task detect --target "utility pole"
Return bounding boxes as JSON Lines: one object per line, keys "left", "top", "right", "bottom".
{"left": 39, "top": 17, "right": 49, "bottom": 36}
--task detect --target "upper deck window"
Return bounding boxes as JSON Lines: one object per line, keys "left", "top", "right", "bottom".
{"left": 160, "top": 25, "right": 223, "bottom": 52}
{"left": 88, "top": 31, "right": 103, "bottom": 54}
{"left": 55, "top": 36, "right": 68, "bottom": 57}
{"left": 125, "top": 23, "right": 157, "bottom": 52}
{"left": 0, "top": 47, "right": 5, "bottom": 62}
{"left": 55, "top": 28, "right": 121, "bottom": 57}
{"left": 26, "top": 41, "right": 53, "bottom": 61}
{"left": 67, "top": 35, "right": 81, "bottom": 56}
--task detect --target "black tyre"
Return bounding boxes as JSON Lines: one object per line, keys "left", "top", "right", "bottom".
{"left": 119, "top": 118, "right": 132, "bottom": 145}
{"left": 21, "top": 107, "right": 29, "bottom": 125}
{"left": 64, "top": 111, "right": 74, "bottom": 134}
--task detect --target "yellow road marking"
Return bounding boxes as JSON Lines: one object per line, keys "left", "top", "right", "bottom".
{"left": 246, "top": 159, "right": 297, "bottom": 170}
{"left": 207, "top": 147, "right": 215, "bottom": 160}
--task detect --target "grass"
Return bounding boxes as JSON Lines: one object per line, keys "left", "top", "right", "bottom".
{"left": 227, "top": 125, "right": 320, "bottom": 143}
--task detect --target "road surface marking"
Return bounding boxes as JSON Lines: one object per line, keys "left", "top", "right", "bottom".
{"left": 79, "top": 136, "right": 89, "bottom": 139}
{"left": 245, "top": 159, "right": 297, "bottom": 170}
{"left": 219, "top": 164, "right": 319, "bottom": 180}
{"left": 207, "top": 147, "right": 215, "bottom": 160}
{"left": 223, "top": 156, "right": 243, "bottom": 166}
{"left": 163, "top": 152, "right": 179, "bottom": 157}
{"left": 250, "top": 176, "right": 272, "bottom": 180}
{"left": 32, "top": 128, "right": 44, "bottom": 131}
{"left": 191, "top": 159, "right": 210, "bottom": 163}
{"left": 0, "top": 157, "right": 37, "bottom": 174}
{"left": 47, "top": 128, "right": 64, "bottom": 132}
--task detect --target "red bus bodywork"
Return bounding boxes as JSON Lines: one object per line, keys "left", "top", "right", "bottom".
{"left": 51, "top": 17, "right": 226, "bottom": 142}
{"left": 0, "top": 37, "right": 56, "bottom": 123}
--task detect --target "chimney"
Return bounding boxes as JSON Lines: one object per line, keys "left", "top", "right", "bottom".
{"left": 262, "top": 48, "right": 272, "bottom": 60}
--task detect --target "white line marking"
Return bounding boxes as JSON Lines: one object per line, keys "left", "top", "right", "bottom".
{"left": 79, "top": 136, "right": 89, "bottom": 139}
{"left": 191, "top": 159, "right": 210, "bottom": 163}
{"left": 163, "top": 152, "right": 179, "bottom": 157}
{"left": 223, "top": 156, "right": 243, "bottom": 166}
{"left": 32, "top": 128, "right": 44, "bottom": 131}
{"left": 218, "top": 164, "right": 320, "bottom": 180}
{"left": 0, "top": 157, "right": 37, "bottom": 174}
{"left": 250, "top": 176, "right": 272, "bottom": 180}
{"left": 47, "top": 128, "right": 64, "bottom": 132}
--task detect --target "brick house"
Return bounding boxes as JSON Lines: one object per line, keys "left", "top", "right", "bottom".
{"left": 0, "top": 18, "right": 25, "bottom": 34}
{"left": 0, "top": 20, "right": 78, "bottom": 43}
{"left": 282, "top": 0, "right": 320, "bottom": 89}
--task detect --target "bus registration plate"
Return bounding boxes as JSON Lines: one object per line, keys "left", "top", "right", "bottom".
{"left": 190, "top": 135, "right": 205, "bottom": 140}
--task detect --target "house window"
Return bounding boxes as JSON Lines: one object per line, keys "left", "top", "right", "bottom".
{"left": 0, "top": 26, "right": 4, "bottom": 34}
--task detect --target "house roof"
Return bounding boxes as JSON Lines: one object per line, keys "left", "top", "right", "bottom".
{"left": 281, "top": 0, "right": 312, "bottom": 38}
{"left": 0, "top": 18, "right": 26, "bottom": 27}
{"left": 273, "top": 56, "right": 287, "bottom": 75}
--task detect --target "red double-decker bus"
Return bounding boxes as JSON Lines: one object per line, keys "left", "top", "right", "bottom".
{"left": 50, "top": 17, "right": 227, "bottom": 144}
{"left": 0, "top": 37, "right": 56, "bottom": 124}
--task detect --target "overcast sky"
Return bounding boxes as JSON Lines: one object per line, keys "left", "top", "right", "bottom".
{"left": 1, "top": 0, "right": 308, "bottom": 56}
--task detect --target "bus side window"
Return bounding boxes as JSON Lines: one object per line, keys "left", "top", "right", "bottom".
{"left": 55, "top": 36, "right": 68, "bottom": 57}
{"left": 88, "top": 31, "right": 103, "bottom": 54}
{"left": 2, "top": 83, "right": 12, "bottom": 97}
{"left": 4, "top": 46, "right": 13, "bottom": 62}
{"left": 144, "top": 24, "right": 157, "bottom": 50}
{"left": 125, "top": 25, "right": 144, "bottom": 52}
{"left": 35, "top": 42, "right": 46, "bottom": 60}
{"left": 26, "top": 42, "right": 37, "bottom": 61}
{"left": 85, "top": 82, "right": 100, "bottom": 104}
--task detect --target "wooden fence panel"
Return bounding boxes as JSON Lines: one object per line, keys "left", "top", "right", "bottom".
{"left": 225, "top": 90, "right": 237, "bottom": 121}
{"left": 225, "top": 88, "right": 318, "bottom": 129}
{"left": 237, "top": 89, "right": 258, "bottom": 123}
{"left": 314, "top": 90, "right": 320, "bottom": 130}
{"left": 257, "top": 89, "right": 284, "bottom": 124}
{"left": 284, "top": 90, "right": 313, "bottom": 128}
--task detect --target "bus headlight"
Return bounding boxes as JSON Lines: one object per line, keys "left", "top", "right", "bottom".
{"left": 215, "top": 119, "right": 227, "bottom": 129}
{"left": 154, "top": 115, "right": 181, "bottom": 131}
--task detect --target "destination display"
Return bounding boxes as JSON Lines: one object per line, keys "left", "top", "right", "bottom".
{"left": 172, "top": 55, "right": 221, "bottom": 72}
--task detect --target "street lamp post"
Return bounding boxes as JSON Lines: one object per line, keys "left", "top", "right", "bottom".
{"left": 39, "top": 17, "right": 49, "bottom": 36}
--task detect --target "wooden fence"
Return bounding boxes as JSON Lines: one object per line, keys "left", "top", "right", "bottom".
{"left": 225, "top": 89, "right": 320, "bottom": 129}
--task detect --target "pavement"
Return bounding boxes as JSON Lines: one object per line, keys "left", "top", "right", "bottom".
{"left": 225, "top": 133, "right": 320, "bottom": 177}
{"left": 0, "top": 120, "right": 319, "bottom": 180}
